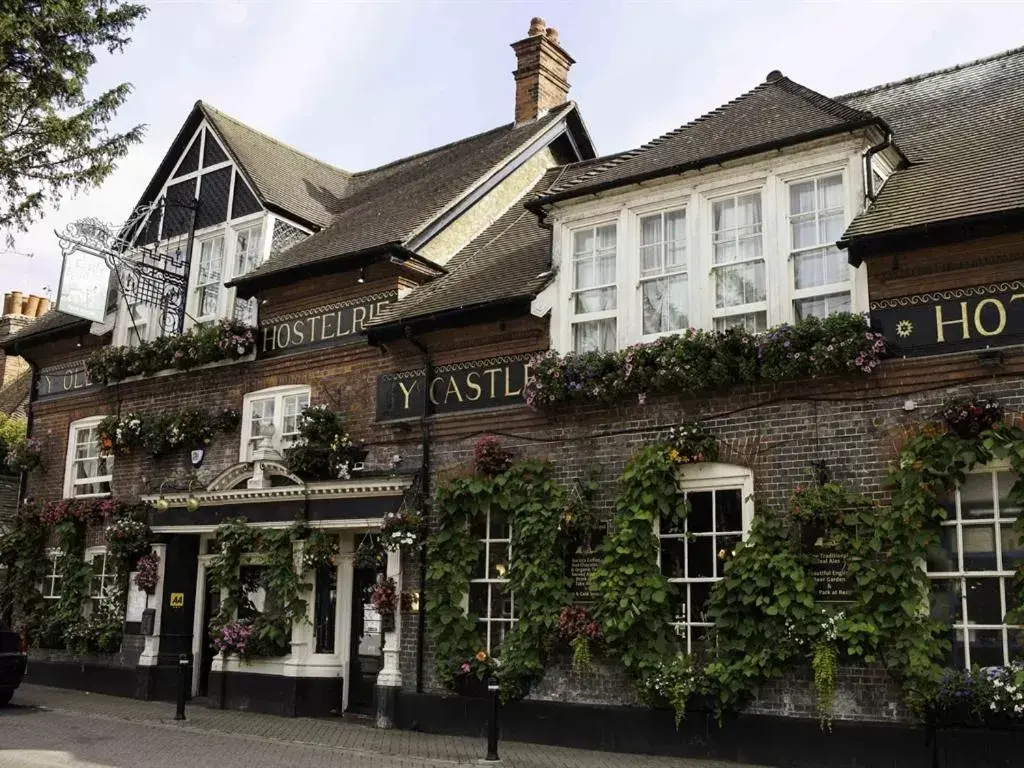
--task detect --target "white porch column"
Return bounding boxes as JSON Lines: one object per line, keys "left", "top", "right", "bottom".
{"left": 137, "top": 543, "right": 167, "bottom": 667}
{"left": 375, "top": 546, "right": 402, "bottom": 727}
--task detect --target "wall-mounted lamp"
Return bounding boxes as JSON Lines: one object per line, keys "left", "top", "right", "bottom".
{"left": 357, "top": 267, "right": 366, "bottom": 284}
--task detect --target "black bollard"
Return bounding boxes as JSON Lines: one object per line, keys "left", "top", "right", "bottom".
{"left": 485, "top": 676, "right": 500, "bottom": 761}
{"left": 174, "top": 654, "right": 190, "bottom": 721}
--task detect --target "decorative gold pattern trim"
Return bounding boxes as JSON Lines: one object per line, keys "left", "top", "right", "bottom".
{"left": 870, "top": 282, "right": 1024, "bottom": 310}
{"left": 379, "top": 353, "right": 533, "bottom": 382}
{"left": 260, "top": 290, "right": 398, "bottom": 326}
{"left": 141, "top": 477, "right": 412, "bottom": 508}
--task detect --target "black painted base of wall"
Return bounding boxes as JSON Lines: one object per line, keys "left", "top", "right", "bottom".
{"left": 396, "top": 692, "right": 1023, "bottom": 768}
{"left": 25, "top": 658, "right": 138, "bottom": 699}
{"left": 207, "top": 670, "right": 342, "bottom": 718}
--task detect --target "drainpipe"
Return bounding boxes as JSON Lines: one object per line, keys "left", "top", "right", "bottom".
{"left": 864, "top": 131, "right": 892, "bottom": 202}
{"left": 405, "top": 329, "right": 433, "bottom": 694}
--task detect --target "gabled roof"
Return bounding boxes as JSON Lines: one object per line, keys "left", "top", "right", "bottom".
{"left": 133, "top": 101, "right": 352, "bottom": 230}
{"left": 838, "top": 45, "right": 1024, "bottom": 245}
{"left": 368, "top": 155, "right": 620, "bottom": 335}
{"left": 230, "top": 103, "right": 587, "bottom": 291}
{"left": 201, "top": 103, "right": 352, "bottom": 229}
{"left": 535, "top": 74, "right": 882, "bottom": 206}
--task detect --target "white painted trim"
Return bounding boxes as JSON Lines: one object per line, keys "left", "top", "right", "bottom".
{"left": 151, "top": 518, "right": 385, "bottom": 535}
{"left": 238, "top": 384, "right": 311, "bottom": 462}
{"left": 63, "top": 415, "right": 112, "bottom": 499}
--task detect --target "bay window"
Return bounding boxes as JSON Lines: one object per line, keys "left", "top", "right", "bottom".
{"left": 788, "top": 173, "right": 851, "bottom": 321}
{"left": 240, "top": 385, "right": 311, "bottom": 461}
{"left": 657, "top": 464, "right": 754, "bottom": 654}
{"left": 469, "top": 507, "right": 515, "bottom": 656}
{"left": 711, "top": 192, "right": 766, "bottom": 333}
{"left": 570, "top": 223, "right": 618, "bottom": 353}
{"left": 64, "top": 416, "right": 112, "bottom": 498}
{"left": 639, "top": 208, "right": 688, "bottom": 336}
{"left": 927, "top": 466, "right": 1024, "bottom": 667}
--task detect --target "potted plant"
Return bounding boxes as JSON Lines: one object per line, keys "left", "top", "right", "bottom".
{"left": 370, "top": 576, "right": 398, "bottom": 632}
{"left": 942, "top": 396, "right": 1002, "bottom": 437}
{"left": 451, "top": 650, "right": 497, "bottom": 697}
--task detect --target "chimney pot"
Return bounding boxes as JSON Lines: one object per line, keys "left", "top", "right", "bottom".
{"left": 2, "top": 293, "right": 11, "bottom": 316}
{"left": 10, "top": 291, "right": 23, "bottom": 316}
{"left": 511, "top": 19, "right": 574, "bottom": 125}
{"left": 38, "top": 297, "right": 51, "bottom": 316}
{"left": 25, "top": 294, "right": 40, "bottom": 318}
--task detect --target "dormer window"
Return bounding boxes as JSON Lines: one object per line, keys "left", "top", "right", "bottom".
{"left": 195, "top": 234, "right": 227, "bottom": 323}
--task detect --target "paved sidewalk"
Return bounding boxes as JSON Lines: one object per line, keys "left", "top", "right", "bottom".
{"left": 6, "top": 685, "right": 755, "bottom": 768}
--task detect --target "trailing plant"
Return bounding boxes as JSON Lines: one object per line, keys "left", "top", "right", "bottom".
{"left": 557, "top": 474, "right": 601, "bottom": 548}
{"left": 40, "top": 498, "right": 137, "bottom": 527}
{"left": 557, "top": 606, "right": 603, "bottom": 673}
{"left": 100, "top": 408, "right": 240, "bottom": 457}
{"left": 591, "top": 444, "right": 687, "bottom": 684}
{"left": 666, "top": 422, "right": 719, "bottom": 465}
{"left": 941, "top": 395, "right": 1002, "bottom": 438}
{"left": 645, "top": 654, "right": 705, "bottom": 727}
{"left": 283, "top": 404, "right": 365, "bottom": 480}
{"left": 370, "top": 576, "right": 398, "bottom": 617}
{"left": 353, "top": 534, "right": 385, "bottom": 571}
{"left": 381, "top": 506, "right": 423, "bottom": 551}
{"left": 428, "top": 457, "right": 572, "bottom": 697}
{"left": 133, "top": 552, "right": 160, "bottom": 594}
{"left": 812, "top": 641, "right": 838, "bottom": 730}
{"left": 0, "top": 503, "right": 48, "bottom": 636}
{"left": 104, "top": 516, "right": 151, "bottom": 570}
{"left": 930, "top": 664, "right": 1024, "bottom": 724}
{"left": 207, "top": 518, "right": 310, "bottom": 660}
{"left": 526, "top": 314, "right": 887, "bottom": 408}
{"left": 86, "top": 319, "right": 256, "bottom": 384}
{"left": 301, "top": 530, "right": 338, "bottom": 572}
{"left": 5, "top": 436, "right": 43, "bottom": 474}
{"left": 473, "top": 436, "right": 514, "bottom": 476}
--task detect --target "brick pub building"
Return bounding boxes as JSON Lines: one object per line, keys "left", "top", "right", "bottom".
{"left": 3, "top": 19, "right": 1024, "bottom": 768}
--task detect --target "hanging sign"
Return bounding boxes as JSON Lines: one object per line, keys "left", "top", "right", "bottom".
{"left": 56, "top": 250, "right": 112, "bottom": 323}
{"left": 258, "top": 291, "right": 397, "bottom": 358}
{"left": 871, "top": 282, "right": 1024, "bottom": 357}
{"left": 375, "top": 354, "right": 534, "bottom": 421}
{"left": 569, "top": 552, "right": 602, "bottom": 603}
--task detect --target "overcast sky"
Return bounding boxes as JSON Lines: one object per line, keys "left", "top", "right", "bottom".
{"left": 5, "top": 0, "right": 1024, "bottom": 299}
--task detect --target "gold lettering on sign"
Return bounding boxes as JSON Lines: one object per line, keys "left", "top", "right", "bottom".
{"left": 504, "top": 366, "right": 522, "bottom": 397}
{"left": 398, "top": 380, "right": 418, "bottom": 410}
{"left": 483, "top": 368, "right": 502, "bottom": 399}
{"left": 935, "top": 302, "right": 970, "bottom": 343}
{"left": 429, "top": 377, "right": 444, "bottom": 406}
{"left": 974, "top": 298, "right": 1007, "bottom": 337}
{"left": 444, "top": 377, "right": 463, "bottom": 403}
{"left": 465, "top": 371, "right": 482, "bottom": 401}
{"left": 351, "top": 305, "right": 367, "bottom": 332}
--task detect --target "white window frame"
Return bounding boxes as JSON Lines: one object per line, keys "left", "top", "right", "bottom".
{"left": 192, "top": 233, "right": 228, "bottom": 324}
{"left": 656, "top": 463, "right": 754, "bottom": 654}
{"left": 780, "top": 166, "right": 854, "bottom": 322}
{"left": 239, "top": 385, "right": 311, "bottom": 462}
{"left": 41, "top": 550, "right": 62, "bottom": 600}
{"left": 564, "top": 217, "right": 621, "bottom": 353}
{"left": 551, "top": 145, "right": 871, "bottom": 353}
{"left": 467, "top": 507, "right": 515, "bottom": 657}
{"left": 64, "top": 416, "right": 113, "bottom": 499}
{"left": 632, "top": 200, "right": 692, "bottom": 341}
{"left": 926, "top": 461, "right": 1023, "bottom": 668}
{"left": 86, "top": 547, "right": 116, "bottom": 608}
{"left": 230, "top": 221, "right": 266, "bottom": 326}
{"left": 707, "top": 187, "right": 768, "bottom": 333}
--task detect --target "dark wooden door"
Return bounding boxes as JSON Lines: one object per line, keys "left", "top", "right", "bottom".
{"left": 346, "top": 565, "right": 383, "bottom": 713}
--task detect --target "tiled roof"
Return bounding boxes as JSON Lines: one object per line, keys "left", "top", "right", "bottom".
{"left": 0, "top": 311, "right": 88, "bottom": 353}
{"left": 369, "top": 156, "right": 620, "bottom": 330}
{"left": 231, "top": 104, "right": 577, "bottom": 288}
{"left": 200, "top": 103, "right": 352, "bottom": 229}
{"left": 839, "top": 45, "right": 1024, "bottom": 242}
{"left": 537, "top": 75, "right": 879, "bottom": 204}
{"left": 0, "top": 369, "right": 30, "bottom": 417}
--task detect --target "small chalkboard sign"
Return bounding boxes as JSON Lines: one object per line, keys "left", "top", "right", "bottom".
{"left": 808, "top": 542, "right": 854, "bottom": 603}
{"left": 570, "top": 552, "right": 602, "bottom": 603}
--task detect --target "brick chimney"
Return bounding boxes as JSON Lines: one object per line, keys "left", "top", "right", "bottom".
{"left": 0, "top": 291, "right": 50, "bottom": 390}
{"left": 511, "top": 17, "right": 575, "bottom": 125}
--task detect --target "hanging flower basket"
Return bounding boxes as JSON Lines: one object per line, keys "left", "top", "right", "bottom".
{"left": 942, "top": 396, "right": 1002, "bottom": 438}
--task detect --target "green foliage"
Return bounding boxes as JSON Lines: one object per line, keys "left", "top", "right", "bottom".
{"left": 86, "top": 320, "right": 256, "bottom": 385}
{"left": 428, "top": 458, "right": 573, "bottom": 698}
{"left": 591, "top": 445, "right": 685, "bottom": 683}
{"left": 0, "top": 504, "right": 47, "bottom": 632}
{"left": 0, "top": 0, "right": 148, "bottom": 240}
{"left": 644, "top": 654, "right": 704, "bottom": 727}
{"left": 99, "top": 409, "right": 240, "bottom": 457}
{"left": 0, "top": 414, "right": 26, "bottom": 473}
{"left": 704, "top": 509, "right": 815, "bottom": 712}
{"left": 207, "top": 518, "right": 310, "bottom": 660}
{"left": 812, "top": 642, "right": 838, "bottom": 730}
{"left": 283, "top": 405, "right": 364, "bottom": 480}
{"left": 496, "top": 461, "right": 573, "bottom": 698}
